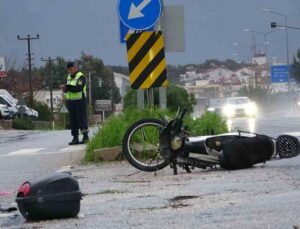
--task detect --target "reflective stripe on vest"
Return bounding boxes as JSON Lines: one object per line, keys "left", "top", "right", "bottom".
{"left": 64, "top": 72, "right": 87, "bottom": 100}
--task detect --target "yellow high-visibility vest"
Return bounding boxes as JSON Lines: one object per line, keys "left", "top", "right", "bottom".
{"left": 64, "top": 72, "right": 87, "bottom": 100}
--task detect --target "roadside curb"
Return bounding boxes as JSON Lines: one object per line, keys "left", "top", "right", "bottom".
{"left": 93, "top": 146, "right": 122, "bottom": 161}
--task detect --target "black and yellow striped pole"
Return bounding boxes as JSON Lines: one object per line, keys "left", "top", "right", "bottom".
{"left": 125, "top": 31, "right": 169, "bottom": 90}
{"left": 125, "top": 31, "right": 168, "bottom": 106}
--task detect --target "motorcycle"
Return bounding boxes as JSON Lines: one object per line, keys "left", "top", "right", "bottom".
{"left": 122, "top": 109, "right": 300, "bottom": 175}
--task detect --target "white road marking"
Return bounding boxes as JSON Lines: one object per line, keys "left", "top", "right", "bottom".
{"left": 0, "top": 212, "right": 16, "bottom": 218}
{"left": 0, "top": 145, "right": 86, "bottom": 157}
{"left": 60, "top": 145, "right": 85, "bottom": 152}
{"left": 56, "top": 165, "right": 73, "bottom": 173}
{"left": 7, "top": 148, "right": 45, "bottom": 156}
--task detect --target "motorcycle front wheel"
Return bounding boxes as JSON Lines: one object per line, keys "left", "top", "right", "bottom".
{"left": 122, "top": 118, "right": 169, "bottom": 172}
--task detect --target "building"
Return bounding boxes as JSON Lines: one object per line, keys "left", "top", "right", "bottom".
{"left": 34, "top": 90, "right": 63, "bottom": 112}
{"left": 113, "top": 72, "right": 130, "bottom": 112}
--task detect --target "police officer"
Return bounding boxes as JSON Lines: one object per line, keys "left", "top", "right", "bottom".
{"left": 60, "top": 62, "right": 89, "bottom": 145}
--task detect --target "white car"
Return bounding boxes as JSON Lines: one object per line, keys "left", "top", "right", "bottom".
{"left": 0, "top": 95, "right": 18, "bottom": 118}
{"left": 222, "top": 97, "right": 257, "bottom": 118}
{"left": 207, "top": 98, "right": 227, "bottom": 114}
{"left": 17, "top": 105, "right": 39, "bottom": 120}
{"left": 0, "top": 104, "right": 10, "bottom": 119}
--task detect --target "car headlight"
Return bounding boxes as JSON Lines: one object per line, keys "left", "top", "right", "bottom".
{"left": 222, "top": 105, "right": 235, "bottom": 117}
{"left": 245, "top": 103, "right": 257, "bottom": 115}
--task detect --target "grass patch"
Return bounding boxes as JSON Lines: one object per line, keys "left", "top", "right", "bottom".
{"left": 185, "top": 111, "right": 228, "bottom": 135}
{"left": 85, "top": 107, "right": 174, "bottom": 162}
{"left": 85, "top": 108, "right": 228, "bottom": 162}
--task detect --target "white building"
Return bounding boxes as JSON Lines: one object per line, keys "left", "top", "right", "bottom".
{"left": 113, "top": 72, "right": 131, "bottom": 112}
{"left": 252, "top": 53, "right": 267, "bottom": 65}
{"left": 34, "top": 90, "right": 63, "bottom": 111}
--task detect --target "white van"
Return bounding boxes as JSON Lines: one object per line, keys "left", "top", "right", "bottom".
{"left": 0, "top": 104, "right": 10, "bottom": 119}
{"left": 0, "top": 95, "right": 18, "bottom": 118}
{"left": 0, "top": 89, "right": 39, "bottom": 119}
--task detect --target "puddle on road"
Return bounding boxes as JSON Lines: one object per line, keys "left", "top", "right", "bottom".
{"left": 82, "top": 189, "right": 127, "bottom": 196}
{"left": 0, "top": 134, "right": 27, "bottom": 144}
{"left": 133, "top": 195, "right": 199, "bottom": 212}
{"left": 168, "top": 195, "right": 199, "bottom": 209}
{"left": 119, "top": 180, "right": 151, "bottom": 183}
{"left": 169, "top": 195, "right": 199, "bottom": 202}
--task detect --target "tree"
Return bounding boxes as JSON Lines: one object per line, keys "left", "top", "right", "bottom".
{"left": 37, "top": 54, "right": 121, "bottom": 113}
{"left": 32, "top": 100, "right": 52, "bottom": 121}
{"left": 77, "top": 54, "right": 121, "bottom": 111}
{"left": 291, "top": 48, "right": 300, "bottom": 83}
{"left": 123, "top": 85, "right": 196, "bottom": 113}
{"left": 166, "top": 85, "right": 195, "bottom": 113}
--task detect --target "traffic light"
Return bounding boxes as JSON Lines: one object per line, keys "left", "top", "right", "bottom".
{"left": 271, "top": 22, "right": 277, "bottom": 28}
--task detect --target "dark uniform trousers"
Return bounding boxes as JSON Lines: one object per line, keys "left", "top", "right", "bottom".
{"left": 67, "top": 99, "right": 88, "bottom": 137}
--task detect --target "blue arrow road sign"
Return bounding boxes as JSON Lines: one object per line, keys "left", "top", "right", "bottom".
{"left": 271, "top": 65, "right": 290, "bottom": 83}
{"left": 118, "top": 0, "right": 162, "bottom": 30}
{"left": 119, "top": 20, "right": 154, "bottom": 43}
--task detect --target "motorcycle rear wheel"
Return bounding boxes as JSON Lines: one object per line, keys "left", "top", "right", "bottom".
{"left": 122, "top": 118, "right": 168, "bottom": 172}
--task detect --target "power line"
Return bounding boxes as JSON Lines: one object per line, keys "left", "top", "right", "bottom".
{"left": 17, "top": 34, "right": 39, "bottom": 107}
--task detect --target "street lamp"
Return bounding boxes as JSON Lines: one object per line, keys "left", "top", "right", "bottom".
{"left": 233, "top": 42, "right": 253, "bottom": 61}
{"left": 270, "top": 22, "right": 300, "bottom": 30}
{"left": 262, "top": 8, "right": 291, "bottom": 91}
{"left": 233, "top": 42, "right": 261, "bottom": 87}
{"left": 233, "top": 42, "right": 264, "bottom": 62}
{"left": 243, "top": 28, "right": 280, "bottom": 62}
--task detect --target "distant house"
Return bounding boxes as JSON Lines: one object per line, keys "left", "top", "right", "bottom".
{"left": 34, "top": 90, "right": 63, "bottom": 111}
{"left": 113, "top": 72, "right": 130, "bottom": 112}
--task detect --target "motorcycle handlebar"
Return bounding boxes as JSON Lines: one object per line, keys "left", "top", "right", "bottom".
{"left": 178, "top": 108, "right": 187, "bottom": 121}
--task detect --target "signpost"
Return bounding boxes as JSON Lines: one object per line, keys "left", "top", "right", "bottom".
{"left": 271, "top": 65, "right": 289, "bottom": 83}
{"left": 125, "top": 31, "right": 168, "bottom": 89}
{"left": 0, "top": 57, "right": 7, "bottom": 78}
{"left": 95, "top": 100, "right": 112, "bottom": 122}
{"left": 118, "top": 0, "right": 162, "bottom": 30}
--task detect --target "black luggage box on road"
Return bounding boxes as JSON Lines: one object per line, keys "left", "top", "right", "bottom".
{"left": 16, "top": 172, "right": 82, "bottom": 220}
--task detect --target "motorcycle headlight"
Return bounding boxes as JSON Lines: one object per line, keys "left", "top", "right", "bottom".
{"left": 170, "top": 136, "right": 183, "bottom": 150}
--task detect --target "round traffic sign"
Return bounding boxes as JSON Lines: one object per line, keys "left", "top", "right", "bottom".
{"left": 118, "top": 0, "right": 162, "bottom": 30}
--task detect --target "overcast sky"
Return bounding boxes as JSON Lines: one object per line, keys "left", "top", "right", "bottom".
{"left": 0, "top": 0, "right": 299, "bottom": 68}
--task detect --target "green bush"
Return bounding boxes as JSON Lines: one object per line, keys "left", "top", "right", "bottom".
{"left": 33, "top": 100, "right": 52, "bottom": 121}
{"left": 13, "top": 117, "right": 34, "bottom": 130}
{"left": 123, "top": 85, "right": 196, "bottom": 114}
{"left": 186, "top": 111, "right": 228, "bottom": 136}
{"left": 85, "top": 108, "right": 228, "bottom": 162}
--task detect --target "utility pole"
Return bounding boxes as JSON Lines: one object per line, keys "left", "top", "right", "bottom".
{"left": 41, "top": 56, "right": 58, "bottom": 114}
{"left": 252, "top": 36, "right": 258, "bottom": 88}
{"left": 17, "top": 34, "right": 39, "bottom": 107}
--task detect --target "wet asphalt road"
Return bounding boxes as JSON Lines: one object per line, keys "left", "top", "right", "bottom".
{"left": 0, "top": 114, "right": 300, "bottom": 228}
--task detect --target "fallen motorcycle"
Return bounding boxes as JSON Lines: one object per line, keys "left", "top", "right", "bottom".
{"left": 122, "top": 109, "right": 300, "bottom": 175}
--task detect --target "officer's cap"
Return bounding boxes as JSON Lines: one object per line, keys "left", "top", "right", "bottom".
{"left": 66, "top": 62, "right": 75, "bottom": 69}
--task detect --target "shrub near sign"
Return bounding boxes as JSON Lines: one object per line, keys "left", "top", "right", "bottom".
{"left": 95, "top": 100, "right": 112, "bottom": 112}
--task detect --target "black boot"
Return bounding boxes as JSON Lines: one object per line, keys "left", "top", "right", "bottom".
{"left": 69, "top": 136, "right": 79, "bottom": 145}
{"left": 80, "top": 133, "right": 89, "bottom": 144}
